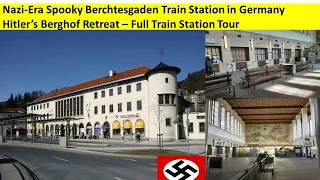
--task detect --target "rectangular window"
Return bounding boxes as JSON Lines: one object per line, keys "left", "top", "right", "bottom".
{"left": 94, "top": 92, "right": 98, "bottom": 99}
{"left": 272, "top": 48, "right": 281, "bottom": 59}
{"left": 199, "top": 122, "right": 205, "bottom": 132}
{"left": 102, "top": 105, "right": 105, "bottom": 114}
{"left": 188, "top": 123, "right": 194, "bottom": 133}
{"left": 171, "top": 95, "right": 175, "bottom": 105}
{"left": 166, "top": 118, "right": 171, "bottom": 126}
{"left": 70, "top": 98, "right": 73, "bottom": 116}
{"left": 118, "top": 87, "right": 122, "bottom": 95}
{"left": 40, "top": 104, "right": 42, "bottom": 109}
{"left": 127, "top": 102, "right": 132, "bottom": 111}
{"left": 165, "top": 78, "right": 168, "bottom": 83}
{"left": 63, "top": 100, "right": 66, "bottom": 117}
{"left": 66, "top": 99, "right": 69, "bottom": 117}
{"left": 73, "top": 97, "right": 76, "bottom": 116}
{"left": 165, "top": 94, "right": 170, "bottom": 104}
{"left": 60, "top": 101, "right": 63, "bottom": 117}
{"left": 80, "top": 96, "right": 84, "bottom": 115}
{"left": 205, "top": 46, "right": 223, "bottom": 63}
{"left": 158, "top": 95, "right": 164, "bottom": 104}
{"left": 284, "top": 49, "right": 291, "bottom": 58}
{"left": 137, "top": 100, "right": 142, "bottom": 110}
{"left": 76, "top": 97, "right": 80, "bottom": 115}
{"left": 255, "top": 48, "right": 267, "bottom": 60}
{"left": 231, "top": 47, "right": 249, "bottom": 61}
{"left": 136, "top": 83, "right": 142, "bottom": 91}
{"left": 101, "top": 90, "right": 105, "bottom": 98}
{"left": 109, "top": 89, "right": 113, "bottom": 96}
{"left": 127, "top": 85, "right": 131, "bottom": 93}
{"left": 47, "top": 103, "right": 49, "bottom": 108}
{"left": 43, "top": 104, "right": 45, "bottom": 109}
{"left": 94, "top": 106, "right": 98, "bottom": 114}
{"left": 109, "top": 104, "right": 113, "bottom": 113}
{"left": 37, "top": 105, "right": 39, "bottom": 110}
{"left": 55, "top": 102, "right": 58, "bottom": 118}
{"left": 118, "top": 103, "right": 122, "bottom": 112}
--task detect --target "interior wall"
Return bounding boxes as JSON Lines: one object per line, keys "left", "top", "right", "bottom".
{"left": 245, "top": 124, "right": 290, "bottom": 145}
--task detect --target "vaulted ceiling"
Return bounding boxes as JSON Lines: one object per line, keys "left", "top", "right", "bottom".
{"left": 224, "top": 98, "right": 310, "bottom": 124}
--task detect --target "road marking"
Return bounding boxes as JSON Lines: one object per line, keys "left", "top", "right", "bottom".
{"left": 52, "top": 156, "right": 69, "bottom": 162}
{"left": 150, "top": 163, "right": 157, "bottom": 166}
{"left": 123, "top": 158, "right": 136, "bottom": 162}
{"left": 114, "top": 177, "right": 123, "bottom": 180}
{"left": 14, "top": 149, "right": 25, "bottom": 152}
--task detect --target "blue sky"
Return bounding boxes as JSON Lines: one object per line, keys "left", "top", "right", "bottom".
{"left": 0, "top": 31, "right": 204, "bottom": 101}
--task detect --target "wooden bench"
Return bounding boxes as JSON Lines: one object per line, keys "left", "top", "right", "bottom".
{"left": 296, "top": 62, "right": 309, "bottom": 72}
{"left": 259, "top": 157, "right": 274, "bottom": 176}
{"left": 241, "top": 65, "right": 288, "bottom": 89}
{"left": 205, "top": 72, "right": 236, "bottom": 97}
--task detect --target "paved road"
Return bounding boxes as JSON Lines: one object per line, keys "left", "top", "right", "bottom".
{"left": 0, "top": 145, "right": 157, "bottom": 180}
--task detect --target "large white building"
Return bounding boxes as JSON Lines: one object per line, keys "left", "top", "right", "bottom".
{"left": 26, "top": 62, "right": 191, "bottom": 141}
{"left": 205, "top": 30, "right": 318, "bottom": 73}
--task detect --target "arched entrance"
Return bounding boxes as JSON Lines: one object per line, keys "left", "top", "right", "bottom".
{"left": 72, "top": 123, "right": 77, "bottom": 138}
{"left": 102, "top": 121, "right": 110, "bottom": 138}
{"left": 86, "top": 122, "right": 92, "bottom": 135}
{"left": 79, "top": 123, "right": 84, "bottom": 138}
{"left": 94, "top": 122, "right": 101, "bottom": 138}
{"left": 123, "top": 120, "right": 132, "bottom": 135}
{"left": 50, "top": 125, "right": 54, "bottom": 134}
{"left": 55, "top": 124, "right": 60, "bottom": 135}
{"left": 112, "top": 121, "right": 120, "bottom": 136}
{"left": 46, "top": 125, "right": 49, "bottom": 134}
{"left": 66, "top": 124, "right": 71, "bottom": 137}
{"left": 61, "top": 124, "right": 65, "bottom": 137}
{"left": 135, "top": 119, "right": 145, "bottom": 136}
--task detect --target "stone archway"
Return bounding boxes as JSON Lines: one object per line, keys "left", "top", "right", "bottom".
{"left": 112, "top": 121, "right": 121, "bottom": 136}
{"left": 61, "top": 124, "right": 65, "bottom": 137}
{"left": 46, "top": 125, "right": 49, "bottom": 134}
{"left": 102, "top": 121, "right": 110, "bottom": 138}
{"left": 86, "top": 122, "right": 92, "bottom": 135}
{"left": 55, "top": 124, "right": 60, "bottom": 135}
{"left": 72, "top": 123, "right": 77, "bottom": 138}
{"left": 135, "top": 119, "right": 145, "bottom": 136}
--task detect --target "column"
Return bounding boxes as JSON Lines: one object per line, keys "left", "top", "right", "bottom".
{"left": 226, "top": 111, "right": 231, "bottom": 132}
{"left": 292, "top": 120, "right": 297, "bottom": 142}
{"left": 221, "top": 107, "right": 226, "bottom": 130}
{"left": 238, "top": 121, "right": 241, "bottom": 136}
{"left": 301, "top": 108, "right": 309, "bottom": 138}
{"left": 214, "top": 101, "right": 220, "bottom": 127}
{"left": 231, "top": 116, "right": 234, "bottom": 134}
{"left": 296, "top": 115, "right": 302, "bottom": 140}
{"left": 210, "top": 100, "right": 215, "bottom": 125}
{"left": 310, "top": 98, "right": 316, "bottom": 136}
{"left": 207, "top": 99, "right": 212, "bottom": 125}
{"left": 313, "top": 98, "right": 320, "bottom": 175}
{"left": 289, "top": 124, "right": 293, "bottom": 142}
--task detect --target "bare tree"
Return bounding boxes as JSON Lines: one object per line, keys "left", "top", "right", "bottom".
{"left": 151, "top": 97, "right": 166, "bottom": 151}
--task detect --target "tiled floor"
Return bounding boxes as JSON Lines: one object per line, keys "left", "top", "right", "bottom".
{"left": 206, "top": 157, "right": 320, "bottom": 180}
{"left": 206, "top": 157, "right": 257, "bottom": 180}
{"left": 262, "top": 157, "right": 319, "bottom": 180}
{"left": 206, "top": 64, "right": 320, "bottom": 99}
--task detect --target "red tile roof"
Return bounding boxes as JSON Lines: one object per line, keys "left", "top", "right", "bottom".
{"left": 32, "top": 66, "right": 151, "bottom": 103}
{"left": 0, "top": 108, "right": 27, "bottom": 113}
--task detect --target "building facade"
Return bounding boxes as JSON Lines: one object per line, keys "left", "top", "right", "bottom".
{"left": 26, "top": 62, "right": 192, "bottom": 141}
{"left": 205, "top": 30, "right": 318, "bottom": 73}
{"left": 0, "top": 108, "right": 27, "bottom": 136}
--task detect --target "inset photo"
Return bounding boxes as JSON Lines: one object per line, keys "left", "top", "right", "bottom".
{"left": 206, "top": 97, "right": 320, "bottom": 180}
{"left": 205, "top": 30, "right": 320, "bottom": 99}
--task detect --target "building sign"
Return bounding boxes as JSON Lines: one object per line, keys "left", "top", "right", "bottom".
{"left": 197, "top": 116, "right": 205, "bottom": 119}
{"left": 116, "top": 113, "right": 139, "bottom": 119}
{"left": 274, "top": 44, "right": 280, "bottom": 47}
{"left": 205, "top": 38, "right": 216, "bottom": 44}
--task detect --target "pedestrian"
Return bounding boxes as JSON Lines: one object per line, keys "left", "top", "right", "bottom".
{"left": 137, "top": 131, "right": 141, "bottom": 142}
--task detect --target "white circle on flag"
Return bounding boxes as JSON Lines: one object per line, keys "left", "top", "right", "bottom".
{"left": 163, "top": 159, "right": 199, "bottom": 180}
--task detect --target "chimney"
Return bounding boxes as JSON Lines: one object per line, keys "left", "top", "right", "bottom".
{"left": 109, "top": 70, "right": 116, "bottom": 77}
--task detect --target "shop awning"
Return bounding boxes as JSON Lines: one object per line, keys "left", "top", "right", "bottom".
{"left": 135, "top": 120, "right": 145, "bottom": 129}
{"left": 124, "top": 120, "right": 132, "bottom": 129}
{"left": 113, "top": 121, "right": 120, "bottom": 129}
